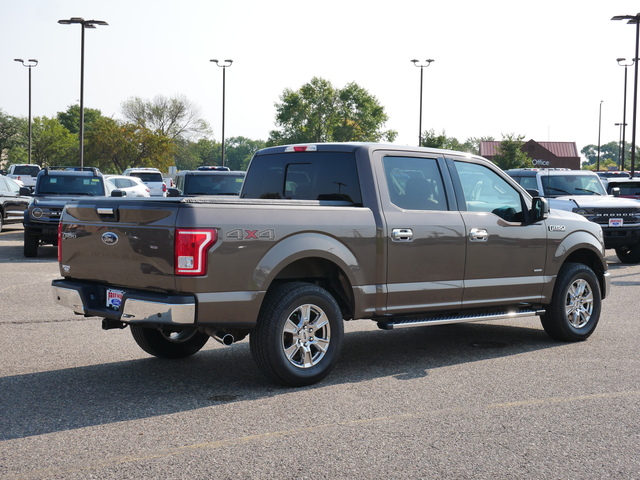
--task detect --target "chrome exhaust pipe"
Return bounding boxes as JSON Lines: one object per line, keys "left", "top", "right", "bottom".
{"left": 213, "top": 331, "right": 235, "bottom": 346}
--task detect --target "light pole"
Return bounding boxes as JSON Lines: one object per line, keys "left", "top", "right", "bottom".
{"left": 617, "top": 58, "right": 634, "bottom": 171}
{"left": 210, "top": 59, "right": 233, "bottom": 167}
{"left": 14, "top": 58, "right": 38, "bottom": 164}
{"left": 615, "top": 122, "right": 626, "bottom": 169}
{"left": 597, "top": 100, "right": 603, "bottom": 171}
{"left": 58, "top": 17, "right": 108, "bottom": 168}
{"left": 411, "top": 59, "right": 434, "bottom": 147}
{"left": 612, "top": 14, "right": 640, "bottom": 176}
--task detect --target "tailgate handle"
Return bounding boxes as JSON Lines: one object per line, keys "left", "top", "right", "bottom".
{"left": 96, "top": 207, "right": 119, "bottom": 221}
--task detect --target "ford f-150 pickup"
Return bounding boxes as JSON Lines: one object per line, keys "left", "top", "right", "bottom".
{"left": 52, "top": 143, "right": 611, "bottom": 386}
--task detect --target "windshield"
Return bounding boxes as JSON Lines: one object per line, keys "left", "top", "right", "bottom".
{"left": 540, "top": 175, "right": 606, "bottom": 196}
{"left": 37, "top": 176, "right": 105, "bottom": 195}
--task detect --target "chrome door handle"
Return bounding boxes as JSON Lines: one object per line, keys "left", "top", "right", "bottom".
{"left": 392, "top": 228, "right": 413, "bottom": 241}
{"left": 469, "top": 228, "right": 488, "bottom": 242}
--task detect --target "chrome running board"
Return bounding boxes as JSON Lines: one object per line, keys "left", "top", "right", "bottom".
{"left": 376, "top": 308, "right": 545, "bottom": 330}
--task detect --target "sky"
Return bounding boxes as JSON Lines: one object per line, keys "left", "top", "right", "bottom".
{"left": 2, "top": 0, "right": 640, "bottom": 161}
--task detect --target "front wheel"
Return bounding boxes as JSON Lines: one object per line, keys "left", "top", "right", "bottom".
{"left": 23, "top": 232, "right": 39, "bottom": 257}
{"left": 615, "top": 245, "right": 640, "bottom": 264}
{"left": 540, "top": 262, "right": 601, "bottom": 342}
{"left": 130, "top": 325, "right": 209, "bottom": 359}
{"left": 250, "top": 282, "right": 344, "bottom": 387}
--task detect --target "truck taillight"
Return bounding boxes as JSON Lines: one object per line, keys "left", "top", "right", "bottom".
{"left": 57, "top": 222, "right": 63, "bottom": 263}
{"left": 175, "top": 229, "right": 217, "bottom": 276}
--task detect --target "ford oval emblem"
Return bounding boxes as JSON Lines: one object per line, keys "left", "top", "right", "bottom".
{"left": 101, "top": 232, "right": 119, "bottom": 246}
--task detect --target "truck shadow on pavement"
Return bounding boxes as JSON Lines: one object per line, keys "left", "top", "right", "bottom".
{"left": 1, "top": 321, "right": 558, "bottom": 441}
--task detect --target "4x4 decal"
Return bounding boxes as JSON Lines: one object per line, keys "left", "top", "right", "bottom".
{"left": 226, "top": 228, "right": 276, "bottom": 241}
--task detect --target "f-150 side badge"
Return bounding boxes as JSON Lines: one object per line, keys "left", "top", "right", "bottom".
{"left": 226, "top": 228, "right": 276, "bottom": 240}
{"left": 548, "top": 225, "right": 566, "bottom": 232}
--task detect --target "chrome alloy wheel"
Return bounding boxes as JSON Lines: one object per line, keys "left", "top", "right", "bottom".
{"left": 565, "top": 278, "right": 594, "bottom": 329}
{"left": 282, "top": 304, "right": 331, "bottom": 369}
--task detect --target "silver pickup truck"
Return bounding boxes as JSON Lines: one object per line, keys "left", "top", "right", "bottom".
{"left": 52, "top": 143, "right": 610, "bottom": 386}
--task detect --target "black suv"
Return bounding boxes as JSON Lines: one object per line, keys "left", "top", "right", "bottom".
{"left": 507, "top": 168, "right": 640, "bottom": 263}
{"left": 21, "top": 167, "right": 114, "bottom": 257}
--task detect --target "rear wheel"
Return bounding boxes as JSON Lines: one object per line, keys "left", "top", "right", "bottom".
{"left": 615, "top": 245, "right": 640, "bottom": 264}
{"left": 23, "top": 232, "right": 38, "bottom": 257}
{"left": 130, "top": 325, "right": 209, "bottom": 359}
{"left": 250, "top": 282, "right": 344, "bottom": 387}
{"left": 540, "top": 262, "right": 601, "bottom": 341}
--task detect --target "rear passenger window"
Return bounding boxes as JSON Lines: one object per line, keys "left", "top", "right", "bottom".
{"left": 383, "top": 156, "right": 447, "bottom": 210}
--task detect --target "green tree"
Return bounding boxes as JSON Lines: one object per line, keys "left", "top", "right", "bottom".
{"left": 491, "top": 134, "right": 532, "bottom": 170}
{"left": 580, "top": 141, "right": 630, "bottom": 170}
{"left": 421, "top": 129, "right": 448, "bottom": 148}
{"left": 30, "top": 116, "right": 78, "bottom": 166}
{"left": 121, "top": 95, "right": 210, "bottom": 140}
{"left": 268, "top": 77, "right": 396, "bottom": 145}
{"left": 224, "top": 136, "right": 265, "bottom": 170}
{"left": 0, "top": 110, "right": 29, "bottom": 157}
{"left": 57, "top": 104, "right": 103, "bottom": 135}
{"left": 173, "top": 138, "right": 219, "bottom": 171}
{"left": 87, "top": 118, "right": 176, "bottom": 173}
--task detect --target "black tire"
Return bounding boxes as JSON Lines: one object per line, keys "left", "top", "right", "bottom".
{"left": 23, "top": 232, "right": 38, "bottom": 257}
{"left": 130, "top": 325, "right": 209, "bottom": 359}
{"left": 540, "top": 262, "right": 601, "bottom": 342}
{"left": 250, "top": 282, "right": 344, "bottom": 387}
{"left": 0, "top": 214, "right": 3, "bottom": 233}
{"left": 615, "top": 245, "right": 640, "bottom": 264}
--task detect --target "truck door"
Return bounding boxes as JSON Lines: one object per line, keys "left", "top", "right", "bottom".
{"left": 378, "top": 154, "right": 466, "bottom": 314}
{"left": 449, "top": 158, "right": 547, "bottom": 306}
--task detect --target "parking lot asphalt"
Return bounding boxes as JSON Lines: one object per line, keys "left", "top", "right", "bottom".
{"left": 1, "top": 224, "right": 638, "bottom": 479}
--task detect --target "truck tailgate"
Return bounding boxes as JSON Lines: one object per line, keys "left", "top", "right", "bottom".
{"left": 60, "top": 199, "right": 180, "bottom": 291}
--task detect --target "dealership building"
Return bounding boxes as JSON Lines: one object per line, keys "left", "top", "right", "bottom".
{"left": 479, "top": 140, "right": 581, "bottom": 170}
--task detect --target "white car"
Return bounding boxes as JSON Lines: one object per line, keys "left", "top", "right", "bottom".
{"left": 104, "top": 175, "right": 151, "bottom": 197}
{"left": 122, "top": 168, "right": 167, "bottom": 197}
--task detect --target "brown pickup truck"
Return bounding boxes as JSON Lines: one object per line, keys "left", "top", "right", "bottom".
{"left": 52, "top": 143, "right": 611, "bottom": 386}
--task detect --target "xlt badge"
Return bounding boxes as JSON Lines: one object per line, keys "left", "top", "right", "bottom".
{"left": 548, "top": 225, "right": 566, "bottom": 232}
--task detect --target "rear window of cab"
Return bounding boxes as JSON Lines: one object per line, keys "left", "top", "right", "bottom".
{"left": 241, "top": 152, "right": 362, "bottom": 204}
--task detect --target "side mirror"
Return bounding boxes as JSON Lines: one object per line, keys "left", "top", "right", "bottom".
{"left": 19, "top": 186, "right": 32, "bottom": 196}
{"left": 611, "top": 187, "right": 621, "bottom": 197}
{"left": 530, "top": 196, "right": 549, "bottom": 223}
{"left": 525, "top": 188, "right": 540, "bottom": 197}
{"left": 111, "top": 189, "right": 127, "bottom": 197}
{"left": 166, "top": 187, "right": 181, "bottom": 197}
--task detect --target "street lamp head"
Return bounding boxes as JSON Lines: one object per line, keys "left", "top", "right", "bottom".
{"left": 14, "top": 58, "right": 38, "bottom": 67}
{"left": 411, "top": 59, "right": 434, "bottom": 67}
{"left": 211, "top": 59, "right": 233, "bottom": 67}
{"left": 612, "top": 13, "right": 640, "bottom": 24}
{"left": 58, "top": 17, "right": 108, "bottom": 28}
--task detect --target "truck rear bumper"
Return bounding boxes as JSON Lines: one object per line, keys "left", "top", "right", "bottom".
{"left": 52, "top": 279, "right": 196, "bottom": 326}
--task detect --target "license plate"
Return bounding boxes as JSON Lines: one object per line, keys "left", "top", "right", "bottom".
{"left": 609, "top": 218, "right": 623, "bottom": 227}
{"left": 106, "top": 289, "right": 124, "bottom": 309}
